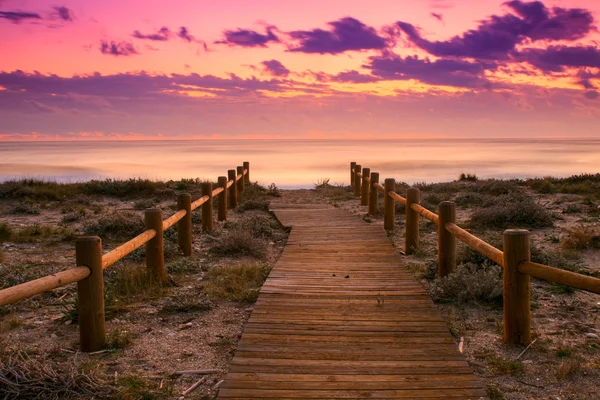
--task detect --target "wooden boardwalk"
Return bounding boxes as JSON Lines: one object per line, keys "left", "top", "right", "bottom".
{"left": 218, "top": 204, "right": 487, "bottom": 399}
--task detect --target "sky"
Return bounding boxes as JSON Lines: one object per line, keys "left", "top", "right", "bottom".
{"left": 1, "top": 0, "right": 600, "bottom": 140}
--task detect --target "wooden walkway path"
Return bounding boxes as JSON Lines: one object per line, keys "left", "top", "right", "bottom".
{"left": 218, "top": 204, "right": 487, "bottom": 399}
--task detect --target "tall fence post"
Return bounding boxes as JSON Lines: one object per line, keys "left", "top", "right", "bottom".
{"left": 361, "top": 168, "right": 370, "bottom": 206}
{"left": 369, "top": 172, "right": 379, "bottom": 216}
{"left": 405, "top": 188, "right": 420, "bottom": 255}
{"left": 177, "top": 193, "right": 192, "bottom": 256}
{"left": 243, "top": 161, "right": 250, "bottom": 184}
{"left": 437, "top": 201, "right": 456, "bottom": 278}
{"left": 237, "top": 166, "right": 244, "bottom": 194}
{"left": 218, "top": 176, "right": 228, "bottom": 221}
{"left": 384, "top": 178, "right": 395, "bottom": 231}
{"left": 353, "top": 165, "right": 362, "bottom": 196}
{"left": 503, "top": 229, "right": 531, "bottom": 345}
{"left": 76, "top": 236, "right": 106, "bottom": 352}
{"left": 145, "top": 208, "right": 166, "bottom": 282}
{"left": 228, "top": 169, "right": 238, "bottom": 208}
{"left": 202, "top": 182, "right": 214, "bottom": 232}
{"left": 350, "top": 162, "right": 356, "bottom": 186}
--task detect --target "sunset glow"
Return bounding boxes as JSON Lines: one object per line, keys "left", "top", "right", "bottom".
{"left": 1, "top": 0, "right": 600, "bottom": 140}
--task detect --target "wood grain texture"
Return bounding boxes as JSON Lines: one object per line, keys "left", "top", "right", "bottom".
{"left": 218, "top": 203, "right": 487, "bottom": 399}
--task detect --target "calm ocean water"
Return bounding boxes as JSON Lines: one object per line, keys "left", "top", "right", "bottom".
{"left": 1, "top": 139, "right": 599, "bottom": 188}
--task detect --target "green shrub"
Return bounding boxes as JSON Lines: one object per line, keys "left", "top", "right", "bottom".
{"left": 469, "top": 192, "right": 554, "bottom": 229}
{"left": 459, "top": 173, "right": 478, "bottom": 181}
{"left": 209, "top": 231, "right": 268, "bottom": 260}
{"left": 429, "top": 263, "right": 503, "bottom": 304}
{"left": 83, "top": 212, "right": 144, "bottom": 242}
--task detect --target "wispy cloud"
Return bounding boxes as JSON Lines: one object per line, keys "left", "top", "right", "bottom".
{"left": 100, "top": 41, "right": 138, "bottom": 56}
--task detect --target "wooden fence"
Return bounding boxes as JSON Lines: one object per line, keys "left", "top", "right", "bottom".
{"left": 0, "top": 162, "right": 251, "bottom": 352}
{"left": 350, "top": 161, "right": 600, "bottom": 345}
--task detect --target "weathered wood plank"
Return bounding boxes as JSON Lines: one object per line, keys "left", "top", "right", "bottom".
{"left": 217, "top": 204, "right": 487, "bottom": 399}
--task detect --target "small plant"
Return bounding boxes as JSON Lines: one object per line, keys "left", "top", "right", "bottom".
{"left": 267, "top": 183, "right": 281, "bottom": 197}
{"left": 161, "top": 293, "right": 211, "bottom": 313}
{"left": 486, "top": 385, "right": 504, "bottom": 400}
{"left": 555, "top": 358, "right": 580, "bottom": 380}
{"left": 107, "top": 326, "right": 132, "bottom": 349}
{"left": 9, "top": 204, "right": 41, "bottom": 215}
{"left": 487, "top": 354, "right": 524, "bottom": 375}
{"left": 459, "top": 173, "right": 478, "bottom": 182}
{"left": 133, "top": 198, "right": 155, "bottom": 210}
{"left": 60, "top": 208, "right": 87, "bottom": 223}
{"left": 0, "top": 317, "right": 24, "bottom": 332}
{"left": 105, "top": 263, "right": 169, "bottom": 301}
{"left": 210, "top": 231, "right": 268, "bottom": 260}
{"left": 561, "top": 226, "right": 599, "bottom": 250}
{"left": 314, "top": 178, "right": 331, "bottom": 189}
{"left": 0, "top": 223, "right": 13, "bottom": 242}
{"left": 555, "top": 347, "right": 573, "bottom": 358}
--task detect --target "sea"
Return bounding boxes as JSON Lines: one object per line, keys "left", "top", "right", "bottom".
{"left": 1, "top": 138, "right": 599, "bottom": 188}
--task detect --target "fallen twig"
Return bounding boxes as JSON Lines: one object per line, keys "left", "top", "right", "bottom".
{"left": 516, "top": 338, "right": 537, "bottom": 360}
{"left": 172, "top": 369, "right": 219, "bottom": 377}
{"left": 181, "top": 376, "right": 207, "bottom": 397}
{"left": 516, "top": 378, "right": 544, "bottom": 389}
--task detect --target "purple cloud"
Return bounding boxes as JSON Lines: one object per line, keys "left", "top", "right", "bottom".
{"left": 329, "top": 71, "right": 379, "bottom": 84}
{"left": 261, "top": 60, "right": 290, "bottom": 77}
{"left": 584, "top": 91, "right": 599, "bottom": 100}
{"left": 431, "top": 13, "right": 444, "bottom": 22}
{"left": 516, "top": 45, "right": 600, "bottom": 72}
{"left": 288, "top": 17, "right": 387, "bottom": 54}
{"left": 132, "top": 26, "right": 171, "bottom": 41}
{"left": 0, "top": 10, "right": 42, "bottom": 23}
{"left": 397, "top": 1, "right": 595, "bottom": 60}
{"left": 100, "top": 41, "right": 138, "bottom": 56}
{"left": 54, "top": 6, "right": 73, "bottom": 22}
{"left": 216, "top": 26, "right": 279, "bottom": 48}
{"left": 364, "top": 54, "right": 491, "bottom": 89}
{"left": 177, "top": 26, "right": 194, "bottom": 42}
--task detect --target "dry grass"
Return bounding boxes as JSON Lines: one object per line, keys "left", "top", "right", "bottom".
{"left": 0, "top": 317, "right": 24, "bottom": 333}
{"left": 0, "top": 353, "right": 116, "bottom": 399}
{"left": 561, "top": 226, "right": 599, "bottom": 250}
{"left": 555, "top": 358, "right": 580, "bottom": 380}
{"left": 203, "top": 263, "right": 270, "bottom": 302}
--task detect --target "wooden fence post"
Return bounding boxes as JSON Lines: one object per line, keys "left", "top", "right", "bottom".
{"left": 76, "top": 236, "right": 106, "bottom": 352}
{"left": 405, "top": 188, "right": 420, "bottom": 255}
{"left": 384, "top": 178, "right": 395, "bottom": 231}
{"left": 369, "top": 172, "right": 379, "bottom": 216}
{"left": 361, "top": 168, "right": 370, "bottom": 206}
{"left": 503, "top": 229, "right": 531, "bottom": 345}
{"left": 237, "top": 166, "right": 244, "bottom": 194}
{"left": 438, "top": 201, "right": 456, "bottom": 278}
{"left": 354, "top": 165, "right": 362, "bottom": 196}
{"left": 243, "top": 161, "right": 250, "bottom": 184}
{"left": 218, "top": 176, "right": 228, "bottom": 221}
{"left": 177, "top": 193, "right": 192, "bottom": 256}
{"left": 202, "top": 182, "right": 214, "bottom": 232}
{"left": 228, "top": 169, "right": 238, "bottom": 208}
{"left": 145, "top": 208, "right": 166, "bottom": 282}
{"left": 350, "top": 162, "right": 356, "bottom": 186}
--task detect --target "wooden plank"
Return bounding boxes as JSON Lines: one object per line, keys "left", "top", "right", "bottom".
{"left": 217, "top": 203, "right": 487, "bottom": 399}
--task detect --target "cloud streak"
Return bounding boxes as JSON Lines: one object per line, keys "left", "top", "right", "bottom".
{"left": 288, "top": 17, "right": 387, "bottom": 54}
{"left": 100, "top": 41, "right": 138, "bottom": 56}
{"left": 216, "top": 26, "right": 279, "bottom": 48}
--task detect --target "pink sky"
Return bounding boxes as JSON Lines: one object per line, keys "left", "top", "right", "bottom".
{"left": 1, "top": 0, "right": 600, "bottom": 139}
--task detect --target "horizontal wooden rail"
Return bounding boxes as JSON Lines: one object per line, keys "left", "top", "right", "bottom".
{"left": 0, "top": 266, "right": 91, "bottom": 306}
{"left": 520, "top": 261, "right": 600, "bottom": 294}
{"left": 163, "top": 210, "right": 187, "bottom": 230}
{"left": 445, "top": 222, "right": 504, "bottom": 266}
{"left": 411, "top": 203, "right": 440, "bottom": 225}
{"left": 212, "top": 186, "right": 224, "bottom": 197}
{"left": 190, "top": 195, "right": 210, "bottom": 211}
{"left": 102, "top": 229, "right": 157, "bottom": 269}
{"left": 350, "top": 160, "right": 598, "bottom": 345}
{"left": 388, "top": 191, "right": 406, "bottom": 205}
{"left": 0, "top": 161, "right": 252, "bottom": 352}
